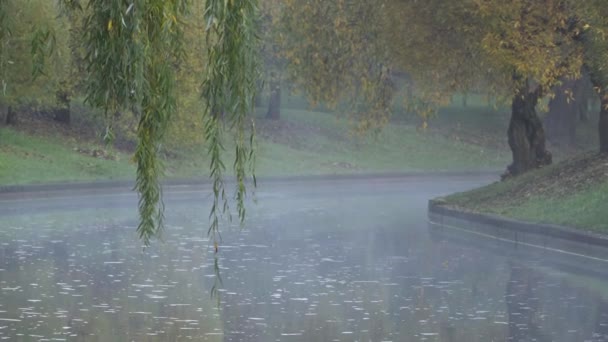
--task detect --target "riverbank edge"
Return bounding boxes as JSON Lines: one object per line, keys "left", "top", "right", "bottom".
{"left": 428, "top": 200, "right": 608, "bottom": 272}
{"left": 0, "top": 171, "right": 498, "bottom": 195}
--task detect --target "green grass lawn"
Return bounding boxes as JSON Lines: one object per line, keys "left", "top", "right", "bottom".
{"left": 0, "top": 128, "right": 135, "bottom": 184}
{"left": 158, "top": 112, "right": 511, "bottom": 179}
{"left": 443, "top": 153, "right": 608, "bottom": 232}
{"left": 265, "top": 109, "right": 508, "bottom": 171}
{"left": 503, "top": 183, "right": 608, "bottom": 231}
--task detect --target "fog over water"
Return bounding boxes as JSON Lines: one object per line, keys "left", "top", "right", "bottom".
{"left": 1, "top": 177, "right": 607, "bottom": 341}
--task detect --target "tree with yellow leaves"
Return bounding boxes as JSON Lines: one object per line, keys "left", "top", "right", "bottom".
{"left": 279, "top": 0, "right": 587, "bottom": 175}
{"left": 278, "top": 0, "right": 396, "bottom": 132}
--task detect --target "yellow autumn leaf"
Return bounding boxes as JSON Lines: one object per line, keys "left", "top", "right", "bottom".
{"left": 107, "top": 19, "right": 113, "bottom": 31}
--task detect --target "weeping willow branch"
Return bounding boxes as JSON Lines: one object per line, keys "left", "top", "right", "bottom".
{"left": 31, "top": 26, "right": 56, "bottom": 80}
{"left": 83, "top": 0, "right": 187, "bottom": 245}
{"left": 64, "top": 0, "right": 257, "bottom": 247}
{"left": 202, "top": 0, "right": 259, "bottom": 248}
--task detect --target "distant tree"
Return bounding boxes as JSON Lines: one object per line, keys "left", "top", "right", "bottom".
{"left": 266, "top": 71, "right": 281, "bottom": 120}
{"left": 386, "top": 0, "right": 608, "bottom": 175}
{"left": 280, "top": 0, "right": 582, "bottom": 175}
{"left": 278, "top": 0, "right": 396, "bottom": 132}
{"left": 259, "top": 0, "right": 284, "bottom": 120}
{"left": 545, "top": 78, "right": 580, "bottom": 147}
{"left": 544, "top": 74, "right": 592, "bottom": 147}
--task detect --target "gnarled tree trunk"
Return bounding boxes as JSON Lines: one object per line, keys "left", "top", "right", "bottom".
{"left": 506, "top": 81, "right": 552, "bottom": 177}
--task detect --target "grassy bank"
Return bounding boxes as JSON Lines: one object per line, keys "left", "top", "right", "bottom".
{"left": 442, "top": 153, "right": 608, "bottom": 232}
{"left": 0, "top": 103, "right": 513, "bottom": 185}
{"left": 0, "top": 128, "right": 135, "bottom": 184}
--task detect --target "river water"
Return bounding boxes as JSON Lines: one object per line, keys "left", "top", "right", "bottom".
{"left": 1, "top": 177, "right": 607, "bottom": 341}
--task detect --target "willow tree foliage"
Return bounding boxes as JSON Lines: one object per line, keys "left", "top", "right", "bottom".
{"left": 0, "top": 0, "right": 257, "bottom": 245}
{"left": 81, "top": 0, "right": 188, "bottom": 245}
{"left": 62, "top": 0, "right": 257, "bottom": 245}
{"left": 201, "top": 0, "right": 258, "bottom": 252}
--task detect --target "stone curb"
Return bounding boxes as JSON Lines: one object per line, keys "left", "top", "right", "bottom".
{"left": 0, "top": 171, "right": 499, "bottom": 196}
{"left": 428, "top": 200, "right": 608, "bottom": 267}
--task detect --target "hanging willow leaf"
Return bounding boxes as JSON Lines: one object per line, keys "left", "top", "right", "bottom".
{"left": 202, "top": 0, "right": 259, "bottom": 248}
{"left": 83, "top": 0, "right": 188, "bottom": 245}
{"left": 31, "top": 26, "right": 56, "bottom": 80}
{"left": 22, "top": 0, "right": 257, "bottom": 248}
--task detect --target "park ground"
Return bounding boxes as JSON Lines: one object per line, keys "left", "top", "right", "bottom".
{"left": 1, "top": 94, "right": 516, "bottom": 185}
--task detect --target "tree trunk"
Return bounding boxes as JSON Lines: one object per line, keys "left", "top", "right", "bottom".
{"left": 544, "top": 79, "right": 577, "bottom": 147}
{"left": 266, "top": 80, "right": 280, "bottom": 120}
{"left": 506, "top": 83, "right": 552, "bottom": 177}
{"left": 54, "top": 89, "right": 71, "bottom": 124}
{"left": 576, "top": 72, "right": 591, "bottom": 123}
{"left": 506, "top": 264, "right": 549, "bottom": 342}
{"left": 586, "top": 67, "right": 608, "bottom": 153}
{"left": 54, "top": 107, "right": 70, "bottom": 124}
{"left": 600, "top": 96, "right": 608, "bottom": 153}
{"left": 5, "top": 106, "right": 16, "bottom": 125}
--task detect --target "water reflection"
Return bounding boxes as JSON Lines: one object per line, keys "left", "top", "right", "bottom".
{"left": 0, "top": 187, "right": 607, "bottom": 341}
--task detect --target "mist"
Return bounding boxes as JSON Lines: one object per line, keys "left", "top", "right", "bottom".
{"left": 2, "top": 1, "right": 608, "bottom": 341}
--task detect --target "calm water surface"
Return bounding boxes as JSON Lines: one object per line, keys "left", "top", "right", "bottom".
{"left": 1, "top": 178, "right": 607, "bottom": 341}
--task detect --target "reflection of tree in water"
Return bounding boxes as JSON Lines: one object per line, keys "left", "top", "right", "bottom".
{"left": 505, "top": 262, "right": 608, "bottom": 342}
{"left": 0, "top": 243, "right": 18, "bottom": 273}
{"left": 506, "top": 263, "right": 551, "bottom": 342}
{"left": 431, "top": 227, "right": 608, "bottom": 342}
{"left": 595, "top": 300, "right": 608, "bottom": 340}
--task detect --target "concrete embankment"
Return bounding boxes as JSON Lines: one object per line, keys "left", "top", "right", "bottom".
{"left": 428, "top": 200, "right": 608, "bottom": 277}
